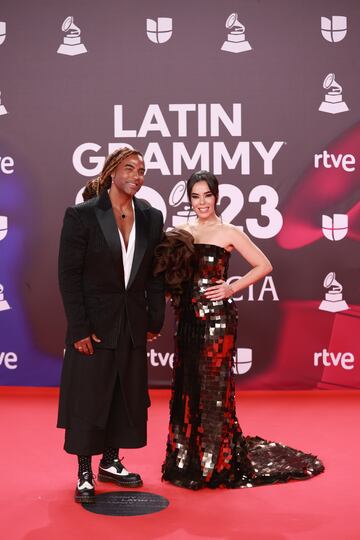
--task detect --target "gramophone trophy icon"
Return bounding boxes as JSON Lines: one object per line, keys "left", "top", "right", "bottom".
{"left": 0, "top": 21, "right": 6, "bottom": 46}
{"left": 0, "top": 283, "right": 10, "bottom": 312}
{"left": 319, "top": 73, "right": 349, "bottom": 114}
{"left": 0, "top": 91, "right": 8, "bottom": 116}
{"left": 57, "top": 16, "right": 87, "bottom": 56}
{"left": 319, "top": 272, "right": 349, "bottom": 313}
{"left": 221, "top": 13, "right": 252, "bottom": 53}
{"left": 169, "top": 181, "right": 196, "bottom": 227}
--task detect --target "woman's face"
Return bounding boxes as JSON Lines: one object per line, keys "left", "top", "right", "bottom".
{"left": 190, "top": 180, "right": 216, "bottom": 220}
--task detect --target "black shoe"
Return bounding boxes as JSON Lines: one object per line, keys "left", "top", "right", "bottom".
{"left": 75, "top": 471, "right": 96, "bottom": 503}
{"left": 98, "top": 458, "right": 143, "bottom": 487}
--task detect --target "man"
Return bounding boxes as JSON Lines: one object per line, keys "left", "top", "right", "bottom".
{"left": 57, "top": 147, "right": 165, "bottom": 503}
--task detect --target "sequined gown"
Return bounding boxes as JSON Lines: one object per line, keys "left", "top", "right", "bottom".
{"left": 162, "top": 244, "right": 324, "bottom": 489}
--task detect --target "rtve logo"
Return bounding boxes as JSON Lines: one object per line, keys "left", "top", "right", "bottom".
{"left": 0, "top": 352, "right": 18, "bottom": 370}
{"left": 314, "top": 349, "right": 355, "bottom": 370}
{"left": 148, "top": 349, "right": 174, "bottom": 368}
{"left": 314, "top": 150, "right": 355, "bottom": 172}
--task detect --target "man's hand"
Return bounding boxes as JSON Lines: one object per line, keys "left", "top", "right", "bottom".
{"left": 74, "top": 334, "right": 101, "bottom": 355}
{"left": 147, "top": 332, "right": 160, "bottom": 342}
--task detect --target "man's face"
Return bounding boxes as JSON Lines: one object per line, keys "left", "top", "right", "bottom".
{"left": 111, "top": 154, "right": 145, "bottom": 197}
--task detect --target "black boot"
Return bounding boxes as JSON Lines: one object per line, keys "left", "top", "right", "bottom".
{"left": 98, "top": 457, "right": 143, "bottom": 487}
{"left": 75, "top": 455, "right": 95, "bottom": 503}
{"left": 75, "top": 471, "right": 96, "bottom": 503}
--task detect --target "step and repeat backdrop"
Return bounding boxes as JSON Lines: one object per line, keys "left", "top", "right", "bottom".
{"left": 0, "top": 0, "right": 359, "bottom": 389}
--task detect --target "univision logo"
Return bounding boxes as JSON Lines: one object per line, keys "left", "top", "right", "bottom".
{"left": 321, "top": 16, "right": 347, "bottom": 43}
{"left": 146, "top": 17, "right": 172, "bottom": 44}
{"left": 233, "top": 348, "right": 252, "bottom": 375}
{"left": 0, "top": 216, "right": 8, "bottom": 241}
{"left": 322, "top": 214, "right": 348, "bottom": 241}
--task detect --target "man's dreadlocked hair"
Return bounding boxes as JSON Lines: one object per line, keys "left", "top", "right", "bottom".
{"left": 82, "top": 147, "right": 143, "bottom": 201}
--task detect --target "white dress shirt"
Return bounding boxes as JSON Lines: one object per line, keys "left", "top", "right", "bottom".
{"left": 118, "top": 201, "right": 136, "bottom": 288}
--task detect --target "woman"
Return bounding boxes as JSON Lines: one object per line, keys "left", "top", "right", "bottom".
{"left": 155, "top": 170, "right": 324, "bottom": 490}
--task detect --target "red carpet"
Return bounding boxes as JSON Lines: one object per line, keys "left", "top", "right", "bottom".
{"left": 0, "top": 388, "right": 358, "bottom": 540}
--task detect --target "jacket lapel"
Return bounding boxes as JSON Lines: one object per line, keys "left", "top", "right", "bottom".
{"left": 94, "top": 190, "right": 125, "bottom": 285}
{"left": 127, "top": 198, "right": 148, "bottom": 289}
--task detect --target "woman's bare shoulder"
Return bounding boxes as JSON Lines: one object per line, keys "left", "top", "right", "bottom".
{"left": 220, "top": 223, "right": 250, "bottom": 245}
{"left": 221, "top": 222, "right": 245, "bottom": 235}
{"left": 174, "top": 223, "right": 192, "bottom": 233}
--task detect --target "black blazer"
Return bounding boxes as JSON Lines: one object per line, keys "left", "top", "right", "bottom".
{"left": 58, "top": 190, "right": 165, "bottom": 349}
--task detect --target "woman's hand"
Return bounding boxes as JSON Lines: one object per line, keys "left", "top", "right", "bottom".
{"left": 74, "top": 334, "right": 101, "bottom": 355}
{"left": 204, "top": 280, "right": 234, "bottom": 301}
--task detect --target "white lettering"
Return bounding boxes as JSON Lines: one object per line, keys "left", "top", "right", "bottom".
{"left": 341, "top": 352, "right": 355, "bottom": 370}
{"left": 314, "top": 150, "right": 356, "bottom": 172}
{"left": 148, "top": 349, "right": 158, "bottom": 366}
{"left": 173, "top": 142, "right": 209, "bottom": 175}
{"left": 169, "top": 104, "right": 196, "bottom": 136}
{"left": 314, "top": 153, "right": 322, "bottom": 168}
{"left": 313, "top": 349, "right": 355, "bottom": 370}
{"left": 114, "top": 105, "right": 137, "bottom": 137}
{"left": 143, "top": 143, "right": 170, "bottom": 175}
{"left": 210, "top": 103, "right": 242, "bottom": 136}
{"left": 252, "top": 141, "right": 285, "bottom": 175}
{"left": 138, "top": 105, "right": 171, "bottom": 137}
{"left": 198, "top": 103, "right": 207, "bottom": 136}
{"left": 213, "top": 142, "right": 250, "bottom": 175}
{"left": 147, "top": 349, "right": 174, "bottom": 369}
{"left": 72, "top": 143, "right": 103, "bottom": 177}
{"left": 342, "top": 154, "right": 356, "bottom": 172}
{"left": 0, "top": 156, "right": 15, "bottom": 174}
{"left": 74, "top": 103, "right": 285, "bottom": 176}
{"left": 258, "top": 277, "right": 279, "bottom": 301}
{"left": 0, "top": 352, "right": 18, "bottom": 370}
{"left": 227, "top": 276, "right": 279, "bottom": 302}
{"left": 246, "top": 186, "right": 283, "bottom": 239}
{"left": 158, "top": 352, "right": 170, "bottom": 367}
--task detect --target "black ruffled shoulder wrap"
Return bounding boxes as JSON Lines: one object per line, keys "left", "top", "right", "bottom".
{"left": 154, "top": 229, "right": 195, "bottom": 308}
